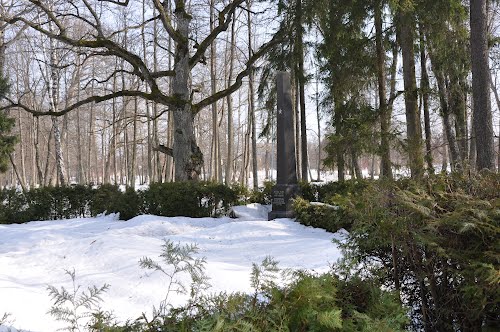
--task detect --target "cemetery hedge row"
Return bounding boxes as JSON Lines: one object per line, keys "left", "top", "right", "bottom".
{"left": 0, "top": 178, "right": 365, "bottom": 225}
{"left": 0, "top": 182, "right": 241, "bottom": 223}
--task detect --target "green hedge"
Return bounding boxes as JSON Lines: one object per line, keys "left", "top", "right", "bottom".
{"left": 293, "top": 197, "right": 351, "bottom": 233}
{"left": 299, "top": 179, "right": 372, "bottom": 202}
{"left": 142, "top": 182, "right": 237, "bottom": 218}
{"left": 0, "top": 182, "right": 240, "bottom": 224}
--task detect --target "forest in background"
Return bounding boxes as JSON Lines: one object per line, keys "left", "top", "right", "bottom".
{"left": 0, "top": 0, "right": 498, "bottom": 189}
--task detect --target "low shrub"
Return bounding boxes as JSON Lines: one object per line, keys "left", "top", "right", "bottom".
{"left": 293, "top": 197, "right": 350, "bottom": 232}
{"left": 304, "top": 179, "right": 372, "bottom": 202}
{"left": 143, "top": 181, "right": 238, "bottom": 218}
{"left": 0, "top": 185, "right": 93, "bottom": 223}
{"left": 90, "top": 184, "right": 141, "bottom": 220}
{"left": 82, "top": 250, "right": 407, "bottom": 332}
{"left": 0, "top": 188, "right": 28, "bottom": 224}
{"left": 89, "top": 184, "right": 124, "bottom": 217}
{"left": 248, "top": 180, "right": 274, "bottom": 205}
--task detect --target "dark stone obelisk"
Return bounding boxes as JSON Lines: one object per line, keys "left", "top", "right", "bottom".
{"left": 268, "top": 72, "right": 299, "bottom": 220}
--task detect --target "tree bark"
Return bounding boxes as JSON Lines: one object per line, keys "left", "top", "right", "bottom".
{"left": 419, "top": 25, "right": 434, "bottom": 174}
{"left": 210, "top": 0, "right": 220, "bottom": 183}
{"left": 490, "top": 75, "right": 500, "bottom": 170}
{"left": 375, "top": 0, "right": 393, "bottom": 179}
{"left": 434, "top": 69, "right": 462, "bottom": 171}
{"left": 247, "top": 0, "right": 258, "bottom": 189}
{"left": 225, "top": 15, "right": 236, "bottom": 185}
{"left": 335, "top": 100, "right": 345, "bottom": 182}
{"left": 9, "top": 153, "right": 27, "bottom": 191}
{"left": 451, "top": 76, "right": 468, "bottom": 163}
{"left": 47, "top": 26, "right": 66, "bottom": 186}
{"left": 470, "top": 0, "right": 495, "bottom": 170}
{"left": 130, "top": 96, "right": 138, "bottom": 188}
{"left": 142, "top": 0, "right": 153, "bottom": 183}
{"left": 296, "top": 0, "right": 308, "bottom": 182}
{"left": 352, "top": 148, "right": 362, "bottom": 179}
{"left": 315, "top": 60, "right": 322, "bottom": 181}
{"left": 397, "top": 6, "right": 424, "bottom": 178}
{"left": 172, "top": 1, "right": 202, "bottom": 181}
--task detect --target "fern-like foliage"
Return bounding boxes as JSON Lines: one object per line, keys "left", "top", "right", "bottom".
{"left": 138, "top": 239, "right": 210, "bottom": 318}
{"left": 250, "top": 256, "right": 280, "bottom": 300}
{"left": 47, "top": 269, "right": 109, "bottom": 332}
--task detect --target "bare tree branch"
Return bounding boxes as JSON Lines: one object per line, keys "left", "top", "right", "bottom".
{"left": 189, "top": 0, "right": 245, "bottom": 68}
{"left": 152, "top": 0, "right": 184, "bottom": 44}
{"left": 97, "top": 0, "right": 130, "bottom": 6}
{"left": 193, "top": 30, "right": 285, "bottom": 113}
{"left": 1, "top": 89, "right": 178, "bottom": 116}
{"left": 4, "top": 11, "right": 162, "bottom": 95}
{"left": 153, "top": 144, "right": 173, "bottom": 157}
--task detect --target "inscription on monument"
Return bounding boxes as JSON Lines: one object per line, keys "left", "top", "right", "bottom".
{"left": 273, "top": 190, "right": 285, "bottom": 206}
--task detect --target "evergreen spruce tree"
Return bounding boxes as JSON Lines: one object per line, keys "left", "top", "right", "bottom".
{"left": 315, "top": 1, "right": 376, "bottom": 181}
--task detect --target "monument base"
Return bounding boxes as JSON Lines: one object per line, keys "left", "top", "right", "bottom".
{"left": 268, "top": 184, "right": 299, "bottom": 220}
{"left": 268, "top": 209, "right": 296, "bottom": 220}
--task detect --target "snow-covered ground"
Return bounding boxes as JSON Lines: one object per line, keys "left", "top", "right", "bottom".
{"left": 0, "top": 204, "right": 344, "bottom": 332}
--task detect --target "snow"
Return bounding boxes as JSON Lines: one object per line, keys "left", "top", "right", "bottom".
{"left": 0, "top": 204, "right": 344, "bottom": 332}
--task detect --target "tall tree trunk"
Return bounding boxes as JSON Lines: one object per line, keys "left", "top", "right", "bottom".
{"left": 87, "top": 62, "right": 96, "bottom": 183}
{"left": 434, "top": 69, "right": 462, "bottom": 171}
{"left": 9, "top": 154, "right": 27, "bottom": 191}
{"left": 103, "top": 119, "right": 110, "bottom": 183}
{"left": 296, "top": 0, "right": 308, "bottom": 182}
{"left": 165, "top": 2, "right": 174, "bottom": 182}
{"left": 389, "top": 41, "right": 398, "bottom": 116}
{"left": 335, "top": 100, "right": 345, "bottom": 182}
{"left": 210, "top": 0, "right": 220, "bottom": 182}
{"left": 490, "top": 75, "right": 500, "bottom": 170}
{"left": 225, "top": 15, "right": 236, "bottom": 185}
{"left": 142, "top": 0, "right": 153, "bottom": 183}
{"left": 375, "top": 0, "right": 393, "bottom": 179}
{"left": 15, "top": 100, "right": 27, "bottom": 187}
{"left": 44, "top": 124, "right": 54, "bottom": 186}
{"left": 28, "top": 117, "right": 36, "bottom": 186}
{"left": 112, "top": 63, "right": 118, "bottom": 184}
{"left": 34, "top": 117, "right": 44, "bottom": 185}
{"left": 352, "top": 148, "right": 362, "bottom": 179}
{"left": 315, "top": 60, "right": 322, "bottom": 181}
{"left": 241, "top": 104, "right": 251, "bottom": 186}
{"left": 419, "top": 25, "right": 434, "bottom": 174}
{"left": 470, "top": 0, "right": 495, "bottom": 170}
{"left": 50, "top": 96, "right": 64, "bottom": 187}
{"left": 397, "top": 6, "right": 424, "bottom": 178}
{"left": 130, "top": 96, "right": 138, "bottom": 188}
{"left": 75, "top": 58, "right": 84, "bottom": 184}
{"left": 452, "top": 76, "right": 468, "bottom": 163}
{"left": 153, "top": 8, "right": 161, "bottom": 182}
{"left": 172, "top": 1, "right": 202, "bottom": 181}
{"left": 247, "top": 0, "right": 258, "bottom": 189}
{"left": 442, "top": 121, "right": 449, "bottom": 172}
{"left": 47, "top": 27, "right": 66, "bottom": 186}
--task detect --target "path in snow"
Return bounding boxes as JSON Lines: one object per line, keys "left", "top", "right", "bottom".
{"left": 0, "top": 204, "right": 344, "bottom": 332}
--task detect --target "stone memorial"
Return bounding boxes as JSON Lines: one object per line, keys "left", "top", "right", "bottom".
{"left": 268, "top": 72, "right": 300, "bottom": 220}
